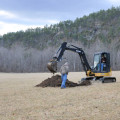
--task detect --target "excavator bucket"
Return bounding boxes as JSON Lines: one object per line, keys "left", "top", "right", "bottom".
{"left": 47, "top": 42, "right": 67, "bottom": 73}
{"left": 47, "top": 58, "right": 57, "bottom": 73}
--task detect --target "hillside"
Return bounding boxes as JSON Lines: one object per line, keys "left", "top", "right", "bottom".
{"left": 0, "top": 7, "right": 120, "bottom": 72}
{"left": 1, "top": 7, "right": 120, "bottom": 48}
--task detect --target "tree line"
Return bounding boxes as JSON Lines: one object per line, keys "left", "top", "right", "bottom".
{"left": 0, "top": 40, "right": 119, "bottom": 72}
{"left": 0, "top": 7, "right": 120, "bottom": 72}
{"left": 1, "top": 7, "right": 120, "bottom": 49}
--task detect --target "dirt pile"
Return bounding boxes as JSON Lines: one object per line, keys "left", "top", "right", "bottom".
{"left": 78, "top": 80, "right": 92, "bottom": 86}
{"left": 36, "top": 74, "right": 91, "bottom": 87}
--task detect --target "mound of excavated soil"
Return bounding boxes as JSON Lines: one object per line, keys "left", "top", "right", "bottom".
{"left": 35, "top": 74, "right": 91, "bottom": 87}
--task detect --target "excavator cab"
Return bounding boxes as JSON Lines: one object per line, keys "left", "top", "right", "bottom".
{"left": 93, "top": 52, "right": 110, "bottom": 73}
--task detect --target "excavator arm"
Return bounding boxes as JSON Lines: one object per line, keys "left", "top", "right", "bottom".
{"left": 47, "top": 42, "right": 93, "bottom": 75}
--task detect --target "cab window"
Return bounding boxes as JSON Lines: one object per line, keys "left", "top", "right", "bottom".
{"left": 94, "top": 54, "right": 100, "bottom": 71}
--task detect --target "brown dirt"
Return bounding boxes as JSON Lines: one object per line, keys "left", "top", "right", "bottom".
{"left": 35, "top": 74, "right": 91, "bottom": 87}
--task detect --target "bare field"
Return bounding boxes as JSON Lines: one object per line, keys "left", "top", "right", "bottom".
{"left": 0, "top": 71, "right": 120, "bottom": 120}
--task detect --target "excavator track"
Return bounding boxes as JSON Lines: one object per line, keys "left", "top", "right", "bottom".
{"left": 100, "top": 77, "right": 116, "bottom": 83}
{"left": 79, "top": 76, "right": 116, "bottom": 84}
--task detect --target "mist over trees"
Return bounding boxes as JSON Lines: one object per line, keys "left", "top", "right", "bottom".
{"left": 0, "top": 7, "right": 120, "bottom": 72}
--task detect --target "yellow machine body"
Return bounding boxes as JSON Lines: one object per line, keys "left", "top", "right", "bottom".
{"left": 86, "top": 69, "right": 112, "bottom": 77}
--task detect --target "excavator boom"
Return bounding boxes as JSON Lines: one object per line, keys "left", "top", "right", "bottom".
{"left": 47, "top": 42, "right": 92, "bottom": 75}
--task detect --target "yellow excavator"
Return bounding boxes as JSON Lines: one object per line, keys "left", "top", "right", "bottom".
{"left": 47, "top": 42, "right": 116, "bottom": 83}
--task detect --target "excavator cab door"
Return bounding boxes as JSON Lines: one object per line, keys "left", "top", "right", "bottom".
{"left": 93, "top": 52, "right": 110, "bottom": 73}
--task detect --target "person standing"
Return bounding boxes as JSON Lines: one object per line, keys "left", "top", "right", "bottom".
{"left": 101, "top": 54, "right": 106, "bottom": 71}
{"left": 60, "top": 62, "right": 69, "bottom": 88}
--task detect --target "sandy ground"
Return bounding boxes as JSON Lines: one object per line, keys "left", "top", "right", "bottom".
{"left": 0, "top": 71, "right": 120, "bottom": 120}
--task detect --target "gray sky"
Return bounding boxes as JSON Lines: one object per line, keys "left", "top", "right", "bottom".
{"left": 0, "top": 0, "right": 120, "bottom": 35}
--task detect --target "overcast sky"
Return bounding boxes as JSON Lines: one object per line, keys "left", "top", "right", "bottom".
{"left": 0, "top": 0, "right": 120, "bottom": 35}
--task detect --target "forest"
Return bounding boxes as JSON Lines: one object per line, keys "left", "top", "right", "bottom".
{"left": 0, "top": 7, "right": 120, "bottom": 72}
